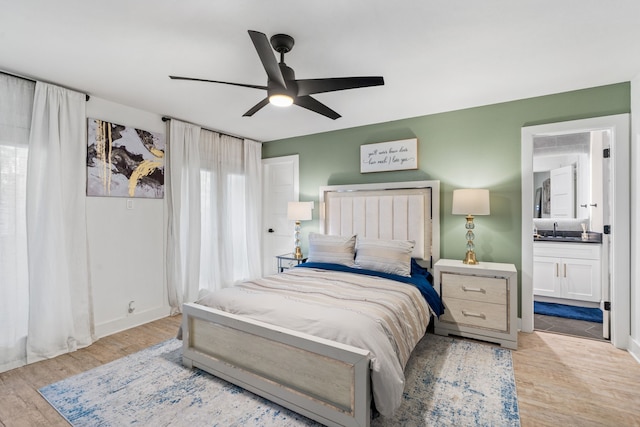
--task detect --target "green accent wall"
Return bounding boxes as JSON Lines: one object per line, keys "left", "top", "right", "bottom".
{"left": 262, "top": 83, "right": 630, "bottom": 313}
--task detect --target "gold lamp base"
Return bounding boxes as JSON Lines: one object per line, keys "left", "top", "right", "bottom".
{"left": 294, "top": 246, "right": 304, "bottom": 259}
{"left": 463, "top": 250, "right": 479, "bottom": 265}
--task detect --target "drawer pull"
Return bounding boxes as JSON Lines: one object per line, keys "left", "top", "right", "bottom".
{"left": 461, "top": 286, "right": 486, "bottom": 294}
{"left": 462, "top": 310, "right": 486, "bottom": 319}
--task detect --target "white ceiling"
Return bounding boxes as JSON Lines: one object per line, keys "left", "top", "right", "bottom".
{"left": 2, "top": 0, "right": 640, "bottom": 142}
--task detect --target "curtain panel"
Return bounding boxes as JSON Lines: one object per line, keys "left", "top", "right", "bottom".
{"left": 198, "top": 131, "right": 263, "bottom": 290}
{"left": 166, "top": 121, "right": 263, "bottom": 314}
{"left": 166, "top": 120, "right": 202, "bottom": 314}
{"left": 26, "top": 82, "right": 94, "bottom": 363}
{"left": 243, "top": 138, "right": 263, "bottom": 280}
{"left": 1, "top": 77, "right": 93, "bottom": 373}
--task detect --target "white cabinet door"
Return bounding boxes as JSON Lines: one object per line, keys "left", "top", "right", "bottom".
{"left": 533, "top": 256, "right": 562, "bottom": 297}
{"left": 564, "top": 258, "right": 600, "bottom": 302}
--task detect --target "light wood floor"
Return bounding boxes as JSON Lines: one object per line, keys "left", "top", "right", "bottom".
{"left": 1, "top": 316, "right": 639, "bottom": 427}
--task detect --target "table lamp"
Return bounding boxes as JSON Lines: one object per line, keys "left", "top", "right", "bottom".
{"left": 287, "top": 201, "right": 313, "bottom": 259}
{"left": 452, "top": 188, "right": 490, "bottom": 264}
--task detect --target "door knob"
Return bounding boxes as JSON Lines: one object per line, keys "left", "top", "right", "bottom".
{"left": 268, "top": 228, "right": 275, "bottom": 233}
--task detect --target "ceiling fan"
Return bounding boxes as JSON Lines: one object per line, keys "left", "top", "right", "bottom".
{"left": 169, "top": 30, "right": 384, "bottom": 120}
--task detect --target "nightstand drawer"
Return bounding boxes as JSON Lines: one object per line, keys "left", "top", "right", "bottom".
{"left": 441, "top": 273, "right": 507, "bottom": 305}
{"left": 440, "top": 298, "right": 508, "bottom": 331}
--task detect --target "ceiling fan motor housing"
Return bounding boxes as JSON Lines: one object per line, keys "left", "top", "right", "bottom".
{"left": 268, "top": 64, "right": 297, "bottom": 99}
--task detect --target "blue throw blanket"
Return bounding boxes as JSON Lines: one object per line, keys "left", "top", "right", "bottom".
{"left": 296, "top": 260, "right": 445, "bottom": 317}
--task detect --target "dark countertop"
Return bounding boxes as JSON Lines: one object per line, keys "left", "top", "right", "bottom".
{"left": 533, "top": 230, "right": 602, "bottom": 244}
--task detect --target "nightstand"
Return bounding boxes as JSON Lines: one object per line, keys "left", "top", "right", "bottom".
{"left": 276, "top": 253, "right": 307, "bottom": 272}
{"left": 434, "top": 259, "right": 518, "bottom": 350}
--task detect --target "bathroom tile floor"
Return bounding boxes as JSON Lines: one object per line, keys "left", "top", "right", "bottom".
{"left": 534, "top": 313, "right": 607, "bottom": 341}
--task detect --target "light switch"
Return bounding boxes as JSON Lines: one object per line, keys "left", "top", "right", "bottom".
{"left": 126, "top": 199, "right": 134, "bottom": 210}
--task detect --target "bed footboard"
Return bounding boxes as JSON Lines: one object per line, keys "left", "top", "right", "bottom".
{"left": 181, "top": 303, "right": 371, "bottom": 427}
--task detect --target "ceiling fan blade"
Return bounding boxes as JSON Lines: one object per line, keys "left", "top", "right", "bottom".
{"left": 242, "top": 97, "right": 270, "bottom": 117}
{"left": 169, "top": 75, "right": 267, "bottom": 91}
{"left": 296, "top": 76, "right": 384, "bottom": 96}
{"left": 294, "top": 96, "right": 341, "bottom": 120}
{"left": 248, "top": 30, "right": 287, "bottom": 89}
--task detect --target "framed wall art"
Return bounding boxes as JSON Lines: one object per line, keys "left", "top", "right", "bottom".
{"left": 87, "top": 118, "right": 165, "bottom": 198}
{"left": 360, "top": 138, "right": 418, "bottom": 173}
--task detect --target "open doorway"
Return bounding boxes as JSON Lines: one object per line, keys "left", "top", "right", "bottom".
{"left": 521, "top": 114, "right": 630, "bottom": 349}
{"left": 531, "top": 130, "right": 607, "bottom": 341}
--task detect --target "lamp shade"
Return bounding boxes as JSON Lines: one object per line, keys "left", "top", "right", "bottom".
{"left": 287, "top": 201, "right": 313, "bottom": 221}
{"left": 452, "top": 189, "right": 490, "bottom": 215}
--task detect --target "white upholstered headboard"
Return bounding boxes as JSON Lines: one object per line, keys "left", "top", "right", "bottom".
{"left": 319, "top": 180, "right": 440, "bottom": 268}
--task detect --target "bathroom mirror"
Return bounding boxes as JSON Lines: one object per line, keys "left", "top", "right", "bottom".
{"left": 532, "top": 130, "right": 606, "bottom": 225}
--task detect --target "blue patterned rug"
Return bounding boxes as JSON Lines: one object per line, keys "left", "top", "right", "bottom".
{"left": 39, "top": 334, "right": 520, "bottom": 426}
{"left": 534, "top": 301, "right": 603, "bottom": 323}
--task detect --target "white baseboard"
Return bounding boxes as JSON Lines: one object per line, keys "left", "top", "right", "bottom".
{"left": 628, "top": 335, "right": 640, "bottom": 364}
{"left": 94, "top": 306, "right": 172, "bottom": 339}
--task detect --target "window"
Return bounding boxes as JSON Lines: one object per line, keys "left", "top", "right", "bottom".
{"left": 0, "top": 74, "right": 34, "bottom": 371}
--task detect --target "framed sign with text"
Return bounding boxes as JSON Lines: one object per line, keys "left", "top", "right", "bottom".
{"left": 360, "top": 138, "right": 418, "bottom": 173}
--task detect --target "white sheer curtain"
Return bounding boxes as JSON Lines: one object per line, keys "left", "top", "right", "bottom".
{"left": 0, "top": 74, "right": 34, "bottom": 373}
{"left": 166, "top": 120, "right": 202, "bottom": 313}
{"left": 26, "top": 82, "right": 93, "bottom": 363}
{"left": 166, "top": 122, "right": 263, "bottom": 313}
{"left": 199, "top": 131, "right": 263, "bottom": 290}
{"left": 243, "top": 138, "right": 263, "bottom": 280}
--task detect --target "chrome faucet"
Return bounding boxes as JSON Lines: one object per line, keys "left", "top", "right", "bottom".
{"left": 553, "top": 222, "right": 558, "bottom": 237}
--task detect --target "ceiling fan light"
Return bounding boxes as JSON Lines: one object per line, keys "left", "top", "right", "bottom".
{"left": 269, "top": 94, "right": 294, "bottom": 107}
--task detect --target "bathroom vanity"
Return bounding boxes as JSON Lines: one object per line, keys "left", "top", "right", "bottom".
{"left": 532, "top": 232, "right": 602, "bottom": 302}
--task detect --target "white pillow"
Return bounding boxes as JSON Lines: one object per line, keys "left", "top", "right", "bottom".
{"left": 355, "top": 237, "right": 415, "bottom": 277}
{"left": 307, "top": 233, "right": 356, "bottom": 266}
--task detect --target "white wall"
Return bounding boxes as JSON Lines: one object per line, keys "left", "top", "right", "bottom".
{"left": 86, "top": 97, "right": 170, "bottom": 337}
{"left": 631, "top": 75, "right": 640, "bottom": 362}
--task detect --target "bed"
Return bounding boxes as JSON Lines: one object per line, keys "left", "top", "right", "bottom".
{"left": 180, "top": 180, "right": 441, "bottom": 427}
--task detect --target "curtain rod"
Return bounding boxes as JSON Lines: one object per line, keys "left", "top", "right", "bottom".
{"left": 161, "top": 116, "right": 259, "bottom": 142}
{"left": 1, "top": 70, "right": 91, "bottom": 101}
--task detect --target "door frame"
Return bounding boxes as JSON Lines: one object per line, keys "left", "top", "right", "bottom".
{"left": 521, "top": 114, "right": 630, "bottom": 349}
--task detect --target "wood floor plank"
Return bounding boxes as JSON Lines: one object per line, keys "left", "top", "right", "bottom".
{"left": 1, "top": 315, "right": 639, "bottom": 427}
{"left": 513, "top": 331, "right": 640, "bottom": 427}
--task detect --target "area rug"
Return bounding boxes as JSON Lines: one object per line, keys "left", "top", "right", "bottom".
{"left": 534, "top": 301, "right": 602, "bottom": 323}
{"left": 39, "top": 334, "right": 520, "bottom": 426}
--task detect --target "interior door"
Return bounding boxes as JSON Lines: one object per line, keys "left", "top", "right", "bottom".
{"left": 550, "top": 164, "right": 575, "bottom": 218}
{"left": 261, "top": 155, "right": 299, "bottom": 276}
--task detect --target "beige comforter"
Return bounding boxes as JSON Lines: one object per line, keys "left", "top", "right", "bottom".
{"left": 194, "top": 266, "right": 431, "bottom": 416}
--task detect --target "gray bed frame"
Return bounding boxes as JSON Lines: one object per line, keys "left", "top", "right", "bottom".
{"left": 181, "top": 180, "right": 440, "bottom": 426}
